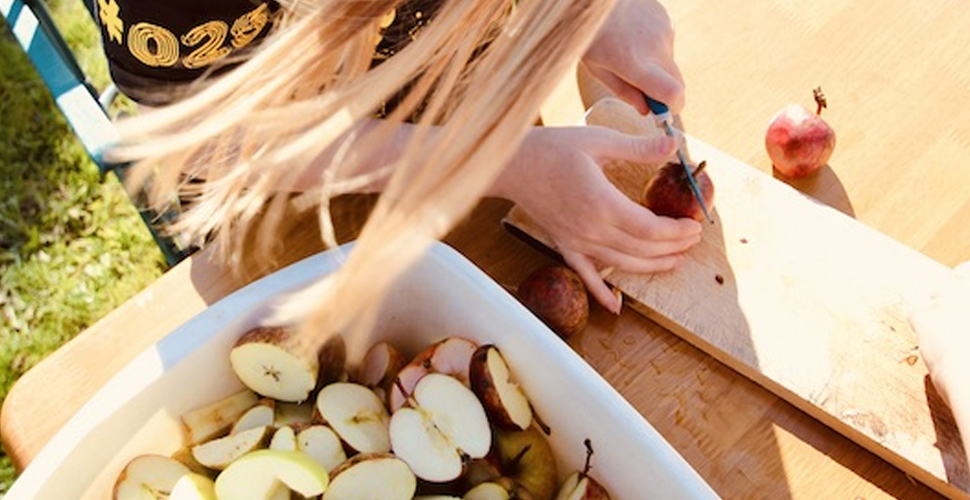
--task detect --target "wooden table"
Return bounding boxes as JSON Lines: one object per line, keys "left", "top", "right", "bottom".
{"left": 4, "top": 1, "right": 970, "bottom": 498}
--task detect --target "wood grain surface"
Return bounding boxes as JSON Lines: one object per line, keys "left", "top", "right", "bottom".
{"left": 507, "top": 97, "right": 968, "bottom": 498}
{"left": 4, "top": 2, "right": 970, "bottom": 499}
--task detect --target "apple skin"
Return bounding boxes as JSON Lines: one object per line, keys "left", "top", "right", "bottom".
{"left": 765, "top": 89, "right": 836, "bottom": 178}
{"left": 515, "top": 266, "right": 589, "bottom": 340}
{"left": 641, "top": 161, "right": 715, "bottom": 222}
{"left": 493, "top": 426, "right": 559, "bottom": 500}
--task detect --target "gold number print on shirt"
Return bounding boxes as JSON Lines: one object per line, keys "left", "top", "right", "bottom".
{"left": 121, "top": 3, "right": 271, "bottom": 69}
{"left": 181, "top": 21, "right": 232, "bottom": 69}
{"left": 127, "top": 22, "right": 179, "bottom": 67}
{"left": 230, "top": 3, "right": 270, "bottom": 48}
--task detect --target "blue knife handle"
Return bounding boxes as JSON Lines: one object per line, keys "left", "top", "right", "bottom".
{"left": 645, "top": 96, "right": 669, "bottom": 116}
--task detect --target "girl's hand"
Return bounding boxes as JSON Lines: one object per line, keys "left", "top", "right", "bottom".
{"left": 492, "top": 125, "right": 702, "bottom": 313}
{"left": 582, "top": 0, "right": 685, "bottom": 115}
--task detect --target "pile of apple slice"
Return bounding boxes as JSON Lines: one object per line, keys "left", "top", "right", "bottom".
{"left": 112, "top": 331, "right": 612, "bottom": 500}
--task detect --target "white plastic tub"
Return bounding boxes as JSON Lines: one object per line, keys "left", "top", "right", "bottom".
{"left": 6, "top": 241, "right": 720, "bottom": 499}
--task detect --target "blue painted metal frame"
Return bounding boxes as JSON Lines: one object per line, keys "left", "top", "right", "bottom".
{"left": 1, "top": 0, "right": 192, "bottom": 266}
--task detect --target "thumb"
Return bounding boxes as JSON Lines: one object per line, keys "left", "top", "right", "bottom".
{"left": 594, "top": 129, "right": 678, "bottom": 165}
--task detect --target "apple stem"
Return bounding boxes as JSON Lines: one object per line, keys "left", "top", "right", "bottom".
{"left": 582, "top": 438, "right": 595, "bottom": 476}
{"left": 691, "top": 160, "right": 708, "bottom": 176}
{"left": 510, "top": 444, "right": 532, "bottom": 470}
{"left": 813, "top": 86, "right": 828, "bottom": 116}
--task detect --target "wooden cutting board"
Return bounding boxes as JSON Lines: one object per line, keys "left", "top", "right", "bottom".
{"left": 504, "top": 97, "right": 969, "bottom": 499}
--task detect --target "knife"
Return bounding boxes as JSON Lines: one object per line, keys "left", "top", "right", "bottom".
{"left": 645, "top": 96, "right": 714, "bottom": 224}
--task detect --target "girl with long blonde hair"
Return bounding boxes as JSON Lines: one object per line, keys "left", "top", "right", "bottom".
{"left": 107, "top": 0, "right": 701, "bottom": 342}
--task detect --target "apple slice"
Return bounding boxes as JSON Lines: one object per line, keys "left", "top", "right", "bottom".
{"left": 214, "top": 449, "right": 329, "bottom": 500}
{"left": 316, "top": 382, "right": 391, "bottom": 453}
{"left": 356, "top": 341, "right": 407, "bottom": 401}
{"left": 427, "top": 336, "right": 479, "bottom": 384}
{"left": 169, "top": 472, "right": 216, "bottom": 500}
{"left": 555, "top": 472, "right": 611, "bottom": 500}
{"left": 113, "top": 454, "right": 191, "bottom": 500}
{"left": 270, "top": 425, "right": 298, "bottom": 451}
{"left": 469, "top": 345, "right": 532, "bottom": 430}
{"left": 191, "top": 425, "right": 270, "bottom": 470}
{"left": 229, "top": 326, "right": 319, "bottom": 402}
{"left": 390, "top": 373, "right": 492, "bottom": 482}
{"left": 494, "top": 426, "right": 558, "bottom": 500}
{"left": 229, "top": 398, "right": 275, "bottom": 434}
{"left": 180, "top": 389, "right": 259, "bottom": 444}
{"left": 297, "top": 424, "right": 347, "bottom": 472}
{"left": 464, "top": 482, "right": 511, "bottom": 500}
{"left": 388, "top": 363, "right": 430, "bottom": 412}
{"left": 555, "top": 439, "right": 611, "bottom": 500}
{"left": 323, "top": 453, "right": 415, "bottom": 500}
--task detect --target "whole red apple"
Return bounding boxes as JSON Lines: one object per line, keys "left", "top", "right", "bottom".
{"left": 765, "top": 87, "right": 836, "bottom": 178}
{"left": 641, "top": 160, "right": 715, "bottom": 222}
{"left": 515, "top": 265, "right": 589, "bottom": 340}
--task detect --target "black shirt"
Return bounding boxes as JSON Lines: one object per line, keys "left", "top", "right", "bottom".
{"left": 95, "top": 0, "right": 278, "bottom": 105}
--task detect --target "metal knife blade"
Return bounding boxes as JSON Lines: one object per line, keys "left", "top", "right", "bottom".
{"left": 645, "top": 96, "right": 713, "bottom": 223}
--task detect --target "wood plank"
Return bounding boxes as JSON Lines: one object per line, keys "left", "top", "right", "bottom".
{"left": 505, "top": 97, "right": 968, "bottom": 499}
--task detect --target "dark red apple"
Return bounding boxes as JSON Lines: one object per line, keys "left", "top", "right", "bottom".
{"left": 765, "top": 87, "right": 836, "bottom": 178}
{"left": 641, "top": 160, "right": 715, "bottom": 222}
{"left": 515, "top": 265, "right": 589, "bottom": 340}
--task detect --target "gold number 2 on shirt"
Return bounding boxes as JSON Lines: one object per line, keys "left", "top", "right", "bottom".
{"left": 127, "top": 3, "right": 270, "bottom": 69}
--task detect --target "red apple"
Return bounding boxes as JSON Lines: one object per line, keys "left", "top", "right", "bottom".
{"left": 765, "top": 87, "right": 836, "bottom": 178}
{"left": 515, "top": 266, "right": 589, "bottom": 339}
{"left": 641, "top": 160, "right": 715, "bottom": 222}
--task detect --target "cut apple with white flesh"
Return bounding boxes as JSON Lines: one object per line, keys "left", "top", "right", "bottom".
{"left": 230, "top": 326, "right": 319, "bottom": 403}
{"left": 316, "top": 382, "right": 391, "bottom": 453}
{"left": 191, "top": 425, "right": 270, "bottom": 470}
{"left": 270, "top": 425, "right": 298, "bottom": 451}
{"left": 470, "top": 345, "right": 532, "bottom": 430}
{"left": 169, "top": 472, "right": 216, "bottom": 500}
{"left": 356, "top": 341, "right": 407, "bottom": 398}
{"left": 323, "top": 453, "right": 415, "bottom": 500}
{"left": 389, "top": 363, "right": 430, "bottom": 412}
{"left": 464, "top": 482, "right": 511, "bottom": 500}
{"left": 181, "top": 389, "right": 259, "bottom": 444}
{"left": 297, "top": 424, "right": 347, "bottom": 472}
{"left": 113, "top": 454, "right": 191, "bottom": 500}
{"left": 428, "top": 336, "right": 478, "bottom": 383}
{"left": 555, "top": 471, "right": 611, "bottom": 500}
{"left": 390, "top": 373, "right": 492, "bottom": 482}
{"left": 214, "top": 449, "right": 329, "bottom": 500}
{"left": 230, "top": 398, "right": 275, "bottom": 434}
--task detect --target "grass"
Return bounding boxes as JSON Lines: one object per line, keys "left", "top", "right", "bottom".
{"left": 0, "top": 0, "right": 165, "bottom": 494}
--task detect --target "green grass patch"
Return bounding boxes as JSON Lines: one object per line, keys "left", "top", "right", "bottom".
{"left": 1, "top": 0, "right": 165, "bottom": 493}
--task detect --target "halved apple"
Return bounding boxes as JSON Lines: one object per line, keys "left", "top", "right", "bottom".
{"left": 180, "top": 389, "right": 259, "bottom": 444}
{"left": 388, "top": 363, "right": 430, "bottom": 412}
{"left": 214, "top": 449, "right": 329, "bottom": 500}
{"left": 323, "top": 453, "right": 415, "bottom": 500}
{"left": 191, "top": 425, "right": 270, "bottom": 470}
{"left": 229, "top": 326, "right": 319, "bottom": 403}
{"left": 554, "top": 471, "right": 611, "bottom": 500}
{"left": 469, "top": 345, "right": 532, "bottom": 430}
{"left": 113, "top": 454, "right": 191, "bottom": 500}
{"left": 356, "top": 341, "right": 407, "bottom": 402}
{"left": 464, "top": 482, "right": 511, "bottom": 500}
{"left": 229, "top": 398, "right": 275, "bottom": 434}
{"left": 390, "top": 373, "right": 492, "bottom": 482}
{"left": 555, "top": 439, "right": 611, "bottom": 500}
{"left": 315, "top": 382, "right": 391, "bottom": 453}
{"left": 427, "top": 336, "right": 479, "bottom": 384}
{"left": 297, "top": 424, "right": 347, "bottom": 472}
{"left": 169, "top": 472, "right": 216, "bottom": 500}
{"left": 493, "top": 425, "right": 558, "bottom": 500}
